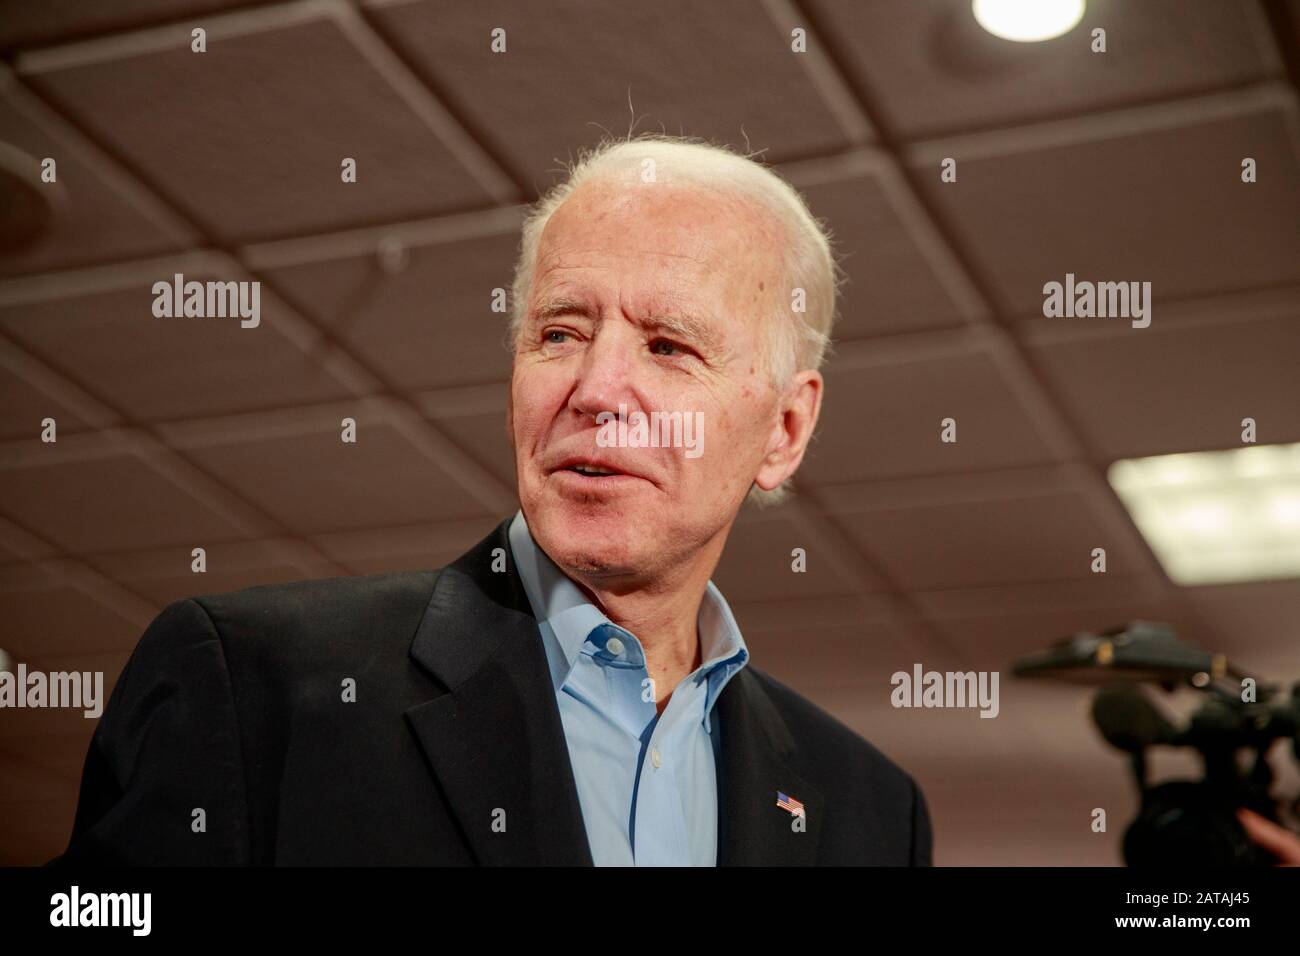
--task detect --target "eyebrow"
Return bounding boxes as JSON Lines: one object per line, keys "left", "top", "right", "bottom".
{"left": 530, "top": 297, "right": 590, "bottom": 324}
{"left": 530, "top": 296, "right": 723, "bottom": 352}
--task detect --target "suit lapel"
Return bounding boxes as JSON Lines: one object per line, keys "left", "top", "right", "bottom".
{"left": 716, "top": 669, "right": 823, "bottom": 866}
{"left": 404, "top": 519, "right": 594, "bottom": 866}
{"left": 403, "top": 517, "right": 823, "bottom": 867}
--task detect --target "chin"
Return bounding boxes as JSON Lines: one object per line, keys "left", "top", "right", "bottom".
{"left": 529, "top": 492, "right": 648, "bottom": 571}
{"left": 546, "top": 525, "right": 638, "bottom": 577}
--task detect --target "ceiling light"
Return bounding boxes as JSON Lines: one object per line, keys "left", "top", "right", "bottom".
{"left": 1108, "top": 443, "right": 1300, "bottom": 587}
{"left": 972, "top": 0, "right": 1086, "bottom": 43}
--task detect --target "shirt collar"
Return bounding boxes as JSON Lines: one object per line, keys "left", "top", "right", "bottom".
{"left": 507, "top": 509, "right": 749, "bottom": 731}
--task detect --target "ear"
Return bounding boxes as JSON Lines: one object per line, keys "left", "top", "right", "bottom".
{"left": 753, "top": 370, "right": 823, "bottom": 492}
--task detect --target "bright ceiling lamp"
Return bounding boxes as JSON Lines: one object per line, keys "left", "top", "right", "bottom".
{"left": 972, "top": 0, "right": 1086, "bottom": 42}
{"left": 1108, "top": 443, "right": 1300, "bottom": 587}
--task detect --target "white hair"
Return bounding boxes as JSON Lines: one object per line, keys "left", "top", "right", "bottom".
{"left": 508, "top": 133, "right": 842, "bottom": 507}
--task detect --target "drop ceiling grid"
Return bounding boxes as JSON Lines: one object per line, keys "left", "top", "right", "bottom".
{"left": 0, "top": 0, "right": 1291, "bottom": 629}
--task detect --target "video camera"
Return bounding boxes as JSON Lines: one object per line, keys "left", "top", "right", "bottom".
{"left": 1013, "top": 620, "right": 1299, "bottom": 866}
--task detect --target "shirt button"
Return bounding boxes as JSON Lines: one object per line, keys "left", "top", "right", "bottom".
{"left": 606, "top": 636, "right": 625, "bottom": 656}
{"left": 651, "top": 746, "right": 662, "bottom": 769}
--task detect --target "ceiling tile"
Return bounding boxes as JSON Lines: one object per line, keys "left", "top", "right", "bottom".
{"left": 1027, "top": 309, "right": 1300, "bottom": 459}
{"left": 83, "top": 537, "right": 339, "bottom": 606}
{"left": 0, "top": 82, "right": 195, "bottom": 276}
{"left": 916, "top": 573, "right": 1167, "bottom": 619}
{"left": 265, "top": 231, "right": 517, "bottom": 391}
{"left": 908, "top": 91, "right": 1300, "bottom": 315}
{"left": 426, "top": 405, "right": 515, "bottom": 490}
{"left": 0, "top": 563, "right": 143, "bottom": 659}
{"left": 168, "top": 413, "right": 491, "bottom": 533}
{"left": 740, "top": 618, "right": 926, "bottom": 695}
{"left": 367, "top": 0, "right": 857, "bottom": 182}
{"left": 799, "top": 170, "right": 973, "bottom": 338}
{"left": 311, "top": 515, "right": 490, "bottom": 576}
{"left": 830, "top": 486, "right": 1153, "bottom": 591}
{"left": 0, "top": 1, "right": 268, "bottom": 50}
{"left": 1181, "top": 577, "right": 1300, "bottom": 677}
{"left": 0, "top": 361, "right": 96, "bottom": 441}
{"left": 22, "top": 13, "right": 502, "bottom": 242}
{"left": 416, "top": 382, "right": 515, "bottom": 490}
{"left": 0, "top": 275, "right": 358, "bottom": 422}
{"left": 0, "top": 515, "right": 60, "bottom": 563}
{"left": 802, "top": 339, "right": 1060, "bottom": 484}
{"left": 0, "top": 440, "right": 254, "bottom": 554}
{"left": 714, "top": 510, "right": 884, "bottom": 603}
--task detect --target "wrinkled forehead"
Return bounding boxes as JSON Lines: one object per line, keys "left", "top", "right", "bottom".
{"left": 533, "top": 179, "right": 785, "bottom": 316}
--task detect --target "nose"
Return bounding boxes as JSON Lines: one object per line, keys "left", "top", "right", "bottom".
{"left": 568, "top": 322, "right": 640, "bottom": 422}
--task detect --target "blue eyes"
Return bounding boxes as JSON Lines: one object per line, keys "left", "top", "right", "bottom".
{"left": 542, "top": 331, "right": 690, "bottom": 358}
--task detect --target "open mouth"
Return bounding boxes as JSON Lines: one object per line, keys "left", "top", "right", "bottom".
{"left": 551, "top": 459, "right": 646, "bottom": 489}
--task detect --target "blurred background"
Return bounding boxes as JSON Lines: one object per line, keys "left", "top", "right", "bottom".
{"left": 1, "top": 0, "right": 1298, "bottom": 865}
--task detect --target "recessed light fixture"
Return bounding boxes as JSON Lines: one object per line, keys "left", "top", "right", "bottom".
{"left": 1108, "top": 443, "right": 1300, "bottom": 587}
{"left": 972, "top": 0, "right": 1086, "bottom": 43}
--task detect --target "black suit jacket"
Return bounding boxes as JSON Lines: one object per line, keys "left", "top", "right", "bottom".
{"left": 54, "top": 518, "right": 932, "bottom": 865}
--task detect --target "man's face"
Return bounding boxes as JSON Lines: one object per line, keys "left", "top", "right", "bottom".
{"left": 509, "top": 179, "right": 811, "bottom": 585}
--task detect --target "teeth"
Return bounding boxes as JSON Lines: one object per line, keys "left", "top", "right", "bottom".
{"left": 573, "top": 465, "right": 615, "bottom": 476}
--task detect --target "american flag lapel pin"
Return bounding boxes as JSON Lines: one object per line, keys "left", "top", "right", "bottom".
{"left": 776, "top": 791, "right": 805, "bottom": 818}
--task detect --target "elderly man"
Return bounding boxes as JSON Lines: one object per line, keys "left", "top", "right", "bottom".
{"left": 56, "top": 135, "right": 931, "bottom": 867}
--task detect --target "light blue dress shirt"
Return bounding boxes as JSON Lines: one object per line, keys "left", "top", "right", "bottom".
{"left": 507, "top": 509, "right": 750, "bottom": 866}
